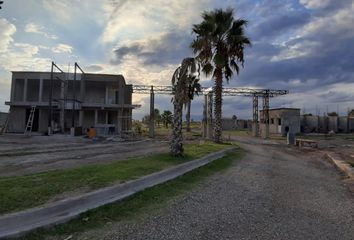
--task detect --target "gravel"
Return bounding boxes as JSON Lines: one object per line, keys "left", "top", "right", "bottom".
{"left": 78, "top": 141, "right": 354, "bottom": 240}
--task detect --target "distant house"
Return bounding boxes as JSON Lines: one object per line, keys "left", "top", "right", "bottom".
{"left": 260, "top": 108, "right": 301, "bottom": 136}
{"left": 5, "top": 71, "right": 136, "bottom": 134}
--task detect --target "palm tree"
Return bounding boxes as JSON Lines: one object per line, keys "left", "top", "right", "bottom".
{"left": 185, "top": 75, "right": 201, "bottom": 132}
{"left": 191, "top": 8, "right": 251, "bottom": 143}
{"left": 161, "top": 110, "right": 173, "bottom": 128}
{"left": 171, "top": 58, "right": 200, "bottom": 156}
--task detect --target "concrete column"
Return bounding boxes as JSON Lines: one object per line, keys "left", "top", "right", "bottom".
{"left": 149, "top": 86, "right": 155, "bottom": 138}
{"left": 79, "top": 110, "right": 84, "bottom": 127}
{"left": 10, "top": 78, "right": 15, "bottom": 102}
{"left": 23, "top": 78, "right": 28, "bottom": 102}
{"left": 105, "top": 87, "right": 109, "bottom": 104}
{"left": 105, "top": 111, "right": 108, "bottom": 124}
{"left": 59, "top": 109, "right": 65, "bottom": 133}
{"left": 39, "top": 78, "right": 43, "bottom": 102}
{"left": 117, "top": 109, "right": 123, "bottom": 133}
{"left": 94, "top": 110, "right": 98, "bottom": 126}
{"left": 207, "top": 92, "right": 213, "bottom": 139}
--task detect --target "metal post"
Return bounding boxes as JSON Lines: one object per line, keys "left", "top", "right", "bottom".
{"left": 149, "top": 86, "right": 155, "bottom": 138}
{"left": 202, "top": 94, "right": 207, "bottom": 138}
{"left": 207, "top": 92, "right": 213, "bottom": 139}
{"left": 252, "top": 94, "right": 259, "bottom": 137}
{"left": 48, "top": 62, "right": 54, "bottom": 133}
{"left": 263, "top": 91, "right": 270, "bottom": 139}
{"left": 71, "top": 63, "right": 77, "bottom": 128}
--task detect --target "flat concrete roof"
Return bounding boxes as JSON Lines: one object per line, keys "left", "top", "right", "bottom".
{"left": 261, "top": 108, "right": 300, "bottom": 111}
{"left": 11, "top": 71, "right": 127, "bottom": 84}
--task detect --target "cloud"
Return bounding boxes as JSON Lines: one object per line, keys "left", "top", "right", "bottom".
{"left": 111, "top": 31, "right": 192, "bottom": 66}
{"left": 85, "top": 64, "right": 104, "bottom": 72}
{"left": 299, "top": 0, "right": 332, "bottom": 9}
{"left": 0, "top": 43, "right": 51, "bottom": 72}
{"left": 51, "top": 43, "right": 73, "bottom": 53}
{"left": 42, "top": 0, "right": 72, "bottom": 22}
{"left": 25, "top": 22, "right": 57, "bottom": 39}
{"left": 101, "top": 0, "right": 210, "bottom": 43}
{"left": 0, "top": 18, "right": 16, "bottom": 53}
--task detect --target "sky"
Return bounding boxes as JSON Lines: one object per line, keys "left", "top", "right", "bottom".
{"left": 0, "top": 0, "right": 353, "bottom": 120}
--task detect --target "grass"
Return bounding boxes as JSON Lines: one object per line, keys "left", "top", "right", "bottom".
{"left": 21, "top": 148, "right": 244, "bottom": 240}
{"left": 223, "top": 129, "right": 252, "bottom": 137}
{"left": 0, "top": 142, "right": 230, "bottom": 215}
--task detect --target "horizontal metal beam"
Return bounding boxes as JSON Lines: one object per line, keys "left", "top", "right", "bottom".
{"left": 132, "top": 85, "right": 173, "bottom": 94}
{"left": 132, "top": 85, "right": 288, "bottom": 97}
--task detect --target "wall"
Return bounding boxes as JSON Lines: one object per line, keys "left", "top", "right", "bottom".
{"left": 301, "top": 115, "right": 319, "bottom": 133}
{"left": 222, "top": 118, "right": 237, "bottom": 130}
{"left": 124, "top": 85, "right": 133, "bottom": 104}
{"left": 7, "top": 107, "right": 26, "bottom": 133}
{"left": 85, "top": 82, "right": 105, "bottom": 104}
{"left": 349, "top": 118, "right": 354, "bottom": 132}
{"left": 38, "top": 109, "right": 48, "bottom": 132}
{"left": 265, "top": 109, "right": 300, "bottom": 135}
{"left": 328, "top": 116, "right": 338, "bottom": 132}
{"left": 27, "top": 79, "right": 40, "bottom": 102}
{"left": 14, "top": 79, "right": 24, "bottom": 101}
{"left": 0, "top": 112, "right": 8, "bottom": 127}
{"left": 82, "top": 110, "right": 95, "bottom": 129}
{"left": 338, "top": 117, "right": 348, "bottom": 133}
{"left": 318, "top": 116, "right": 327, "bottom": 133}
{"left": 300, "top": 115, "right": 354, "bottom": 133}
{"left": 281, "top": 114, "right": 300, "bottom": 135}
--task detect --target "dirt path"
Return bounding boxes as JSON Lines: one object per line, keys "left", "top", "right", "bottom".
{"left": 79, "top": 139, "right": 354, "bottom": 240}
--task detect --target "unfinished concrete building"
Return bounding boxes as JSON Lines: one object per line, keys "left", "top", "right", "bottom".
{"left": 260, "top": 108, "right": 301, "bottom": 136}
{"left": 5, "top": 71, "right": 134, "bottom": 134}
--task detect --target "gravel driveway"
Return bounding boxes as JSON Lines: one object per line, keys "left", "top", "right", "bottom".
{"left": 79, "top": 140, "right": 354, "bottom": 240}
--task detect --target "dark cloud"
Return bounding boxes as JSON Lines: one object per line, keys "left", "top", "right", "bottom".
{"left": 318, "top": 91, "right": 354, "bottom": 103}
{"left": 111, "top": 31, "right": 193, "bottom": 66}
{"left": 251, "top": 11, "right": 311, "bottom": 39}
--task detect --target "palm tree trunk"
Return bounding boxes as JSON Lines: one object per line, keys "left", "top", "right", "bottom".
{"left": 186, "top": 100, "right": 191, "bottom": 132}
{"left": 213, "top": 68, "right": 223, "bottom": 143}
{"left": 170, "top": 100, "right": 183, "bottom": 156}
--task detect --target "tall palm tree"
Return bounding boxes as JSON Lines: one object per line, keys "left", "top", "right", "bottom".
{"left": 191, "top": 8, "right": 251, "bottom": 143}
{"left": 171, "top": 58, "right": 200, "bottom": 156}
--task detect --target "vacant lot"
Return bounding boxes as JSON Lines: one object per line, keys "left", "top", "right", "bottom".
{"left": 299, "top": 134, "right": 354, "bottom": 166}
{"left": 0, "top": 142, "right": 230, "bottom": 214}
{"left": 0, "top": 134, "right": 169, "bottom": 177}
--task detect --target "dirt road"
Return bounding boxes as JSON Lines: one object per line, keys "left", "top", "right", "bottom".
{"left": 82, "top": 139, "right": 354, "bottom": 240}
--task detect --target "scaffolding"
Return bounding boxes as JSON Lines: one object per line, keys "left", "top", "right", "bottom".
{"left": 132, "top": 85, "right": 288, "bottom": 138}
{"left": 49, "top": 62, "right": 85, "bottom": 134}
